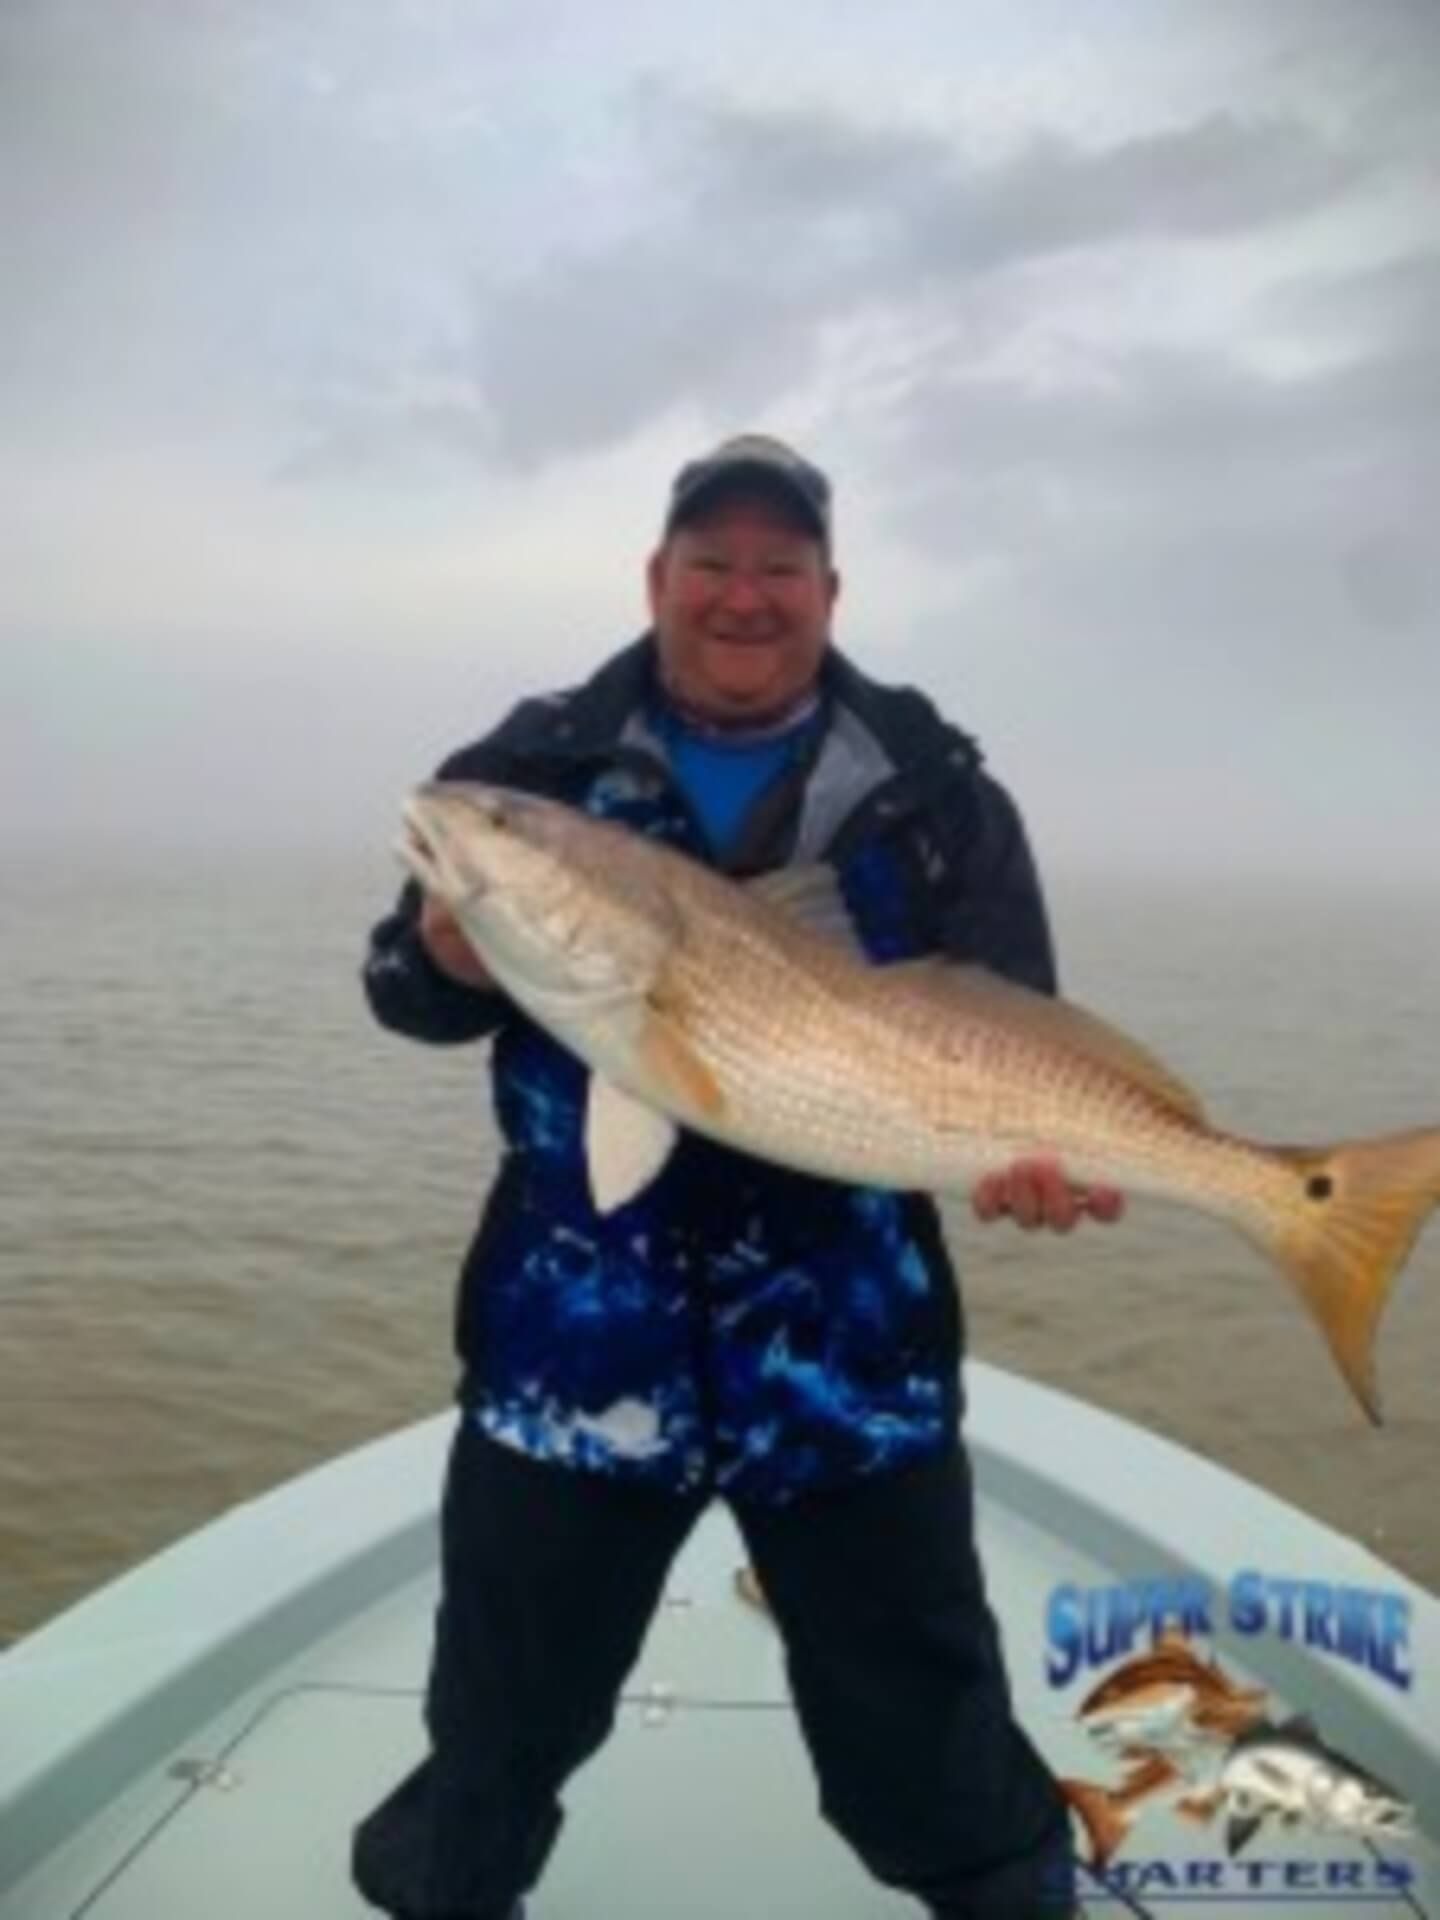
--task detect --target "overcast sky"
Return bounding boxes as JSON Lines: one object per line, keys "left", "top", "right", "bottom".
{"left": 3, "top": 0, "right": 1437, "bottom": 878}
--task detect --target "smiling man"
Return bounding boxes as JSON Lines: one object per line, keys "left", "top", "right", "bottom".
{"left": 354, "top": 434, "right": 1121, "bottom": 1920}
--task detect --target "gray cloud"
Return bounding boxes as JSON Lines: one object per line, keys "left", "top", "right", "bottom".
{"left": 692, "top": 100, "right": 1363, "bottom": 256}
{"left": 462, "top": 99, "right": 1372, "bottom": 469}
{"left": 1267, "top": 247, "right": 1440, "bottom": 361}
{"left": 880, "top": 326, "right": 1435, "bottom": 555}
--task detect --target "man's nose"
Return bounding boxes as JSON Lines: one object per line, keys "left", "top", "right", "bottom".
{"left": 716, "top": 569, "right": 767, "bottom": 612}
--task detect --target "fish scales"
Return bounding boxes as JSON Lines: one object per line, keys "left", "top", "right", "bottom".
{"left": 665, "top": 884, "right": 1267, "bottom": 1207}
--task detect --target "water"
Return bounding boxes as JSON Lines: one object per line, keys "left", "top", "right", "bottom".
{"left": 2, "top": 851, "right": 1437, "bottom": 1642}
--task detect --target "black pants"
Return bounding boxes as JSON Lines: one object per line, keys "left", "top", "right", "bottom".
{"left": 352, "top": 1423, "right": 1077, "bottom": 1920}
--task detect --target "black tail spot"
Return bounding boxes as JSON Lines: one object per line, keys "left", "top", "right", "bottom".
{"left": 1306, "top": 1174, "right": 1334, "bottom": 1202}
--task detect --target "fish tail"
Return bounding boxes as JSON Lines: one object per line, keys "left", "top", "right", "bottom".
{"left": 1060, "top": 1778, "right": 1136, "bottom": 1870}
{"left": 1254, "top": 1127, "right": 1440, "bottom": 1424}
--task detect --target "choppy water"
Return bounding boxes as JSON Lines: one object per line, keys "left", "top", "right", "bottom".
{"left": 2, "top": 851, "right": 1437, "bottom": 1642}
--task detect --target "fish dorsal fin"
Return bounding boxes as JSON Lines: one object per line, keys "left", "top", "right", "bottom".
{"left": 745, "top": 863, "right": 867, "bottom": 957}
{"left": 892, "top": 961, "right": 1207, "bottom": 1124}
{"left": 585, "top": 1077, "right": 679, "bottom": 1214}
{"left": 1153, "top": 1626, "right": 1193, "bottom": 1654}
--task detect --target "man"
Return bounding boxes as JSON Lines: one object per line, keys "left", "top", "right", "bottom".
{"left": 353, "top": 434, "right": 1123, "bottom": 1920}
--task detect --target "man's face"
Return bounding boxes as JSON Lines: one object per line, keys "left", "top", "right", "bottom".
{"left": 647, "top": 492, "right": 840, "bottom": 725}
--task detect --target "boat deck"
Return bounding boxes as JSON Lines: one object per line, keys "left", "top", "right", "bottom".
{"left": 3, "top": 1369, "right": 1437, "bottom": 1918}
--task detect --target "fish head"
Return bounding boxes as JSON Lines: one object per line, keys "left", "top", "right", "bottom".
{"left": 1080, "top": 1681, "right": 1196, "bottom": 1754}
{"left": 400, "top": 782, "right": 676, "bottom": 1008}
{"left": 1085, "top": 1700, "right": 1192, "bottom": 1755}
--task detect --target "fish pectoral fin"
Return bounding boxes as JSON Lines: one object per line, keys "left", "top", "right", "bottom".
{"left": 745, "top": 863, "right": 867, "bottom": 957}
{"left": 1177, "top": 1790, "right": 1225, "bottom": 1824}
{"left": 1274, "top": 1712, "right": 1319, "bottom": 1739}
{"left": 1225, "top": 1812, "right": 1266, "bottom": 1857}
{"left": 639, "top": 996, "right": 727, "bottom": 1120}
{"left": 585, "top": 1077, "right": 679, "bottom": 1214}
{"left": 898, "top": 961, "right": 1208, "bottom": 1124}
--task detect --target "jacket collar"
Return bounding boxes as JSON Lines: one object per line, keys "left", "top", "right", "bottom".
{"left": 534, "top": 631, "right": 978, "bottom": 774}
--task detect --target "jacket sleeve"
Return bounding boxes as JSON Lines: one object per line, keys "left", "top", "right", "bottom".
{"left": 361, "top": 875, "right": 510, "bottom": 1045}
{"left": 934, "top": 770, "right": 1059, "bottom": 996}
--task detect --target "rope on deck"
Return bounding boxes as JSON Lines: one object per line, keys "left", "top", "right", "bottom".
{"left": 1075, "top": 1858, "right": 1160, "bottom": 1918}
{"left": 1362, "top": 1836, "right": 1432, "bottom": 1920}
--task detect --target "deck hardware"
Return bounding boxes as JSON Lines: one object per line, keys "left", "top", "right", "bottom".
{"left": 641, "top": 1681, "right": 675, "bottom": 1728}
{"left": 168, "top": 1757, "right": 240, "bottom": 1791}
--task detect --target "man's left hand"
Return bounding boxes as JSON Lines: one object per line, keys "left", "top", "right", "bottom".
{"left": 971, "top": 1157, "right": 1126, "bottom": 1234}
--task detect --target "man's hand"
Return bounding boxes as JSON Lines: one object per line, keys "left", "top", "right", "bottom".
{"left": 971, "top": 1156, "right": 1125, "bottom": 1234}
{"left": 418, "top": 895, "right": 494, "bottom": 990}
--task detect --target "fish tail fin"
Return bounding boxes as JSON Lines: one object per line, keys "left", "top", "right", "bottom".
{"left": 1060, "top": 1778, "right": 1135, "bottom": 1870}
{"left": 1256, "top": 1127, "right": 1440, "bottom": 1424}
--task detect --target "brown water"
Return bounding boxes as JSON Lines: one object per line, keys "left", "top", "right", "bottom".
{"left": 2, "top": 851, "right": 1437, "bottom": 1643}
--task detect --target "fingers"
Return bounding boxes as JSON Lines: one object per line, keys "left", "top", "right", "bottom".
{"left": 417, "top": 894, "right": 493, "bottom": 988}
{"left": 1084, "top": 1184, "right": 1127, "bottom": 1225}
{"left": 419, "top": 894, "right": 460, "bottom": 940}
{"left": 971, "top": 1171, "right": 1008, "bottom": 1224}
{"left": 970, "top": 1158, "right": 1127, "bottom": 1233}
{"left": 1037, "top": 1163, "right": 1078, "bottom": 1232}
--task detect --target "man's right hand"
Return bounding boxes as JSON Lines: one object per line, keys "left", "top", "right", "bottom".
{"left": 418, "top": 895, "right": 494, "bottom": 989}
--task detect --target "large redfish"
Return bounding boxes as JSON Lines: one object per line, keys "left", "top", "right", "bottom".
{"left": 398, "top": 782, "right": 1440, "bottom": 1423}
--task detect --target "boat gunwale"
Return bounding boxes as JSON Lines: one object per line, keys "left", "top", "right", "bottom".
{"left": 1, "top": 1367, "right": 1435, "bottom": 1903}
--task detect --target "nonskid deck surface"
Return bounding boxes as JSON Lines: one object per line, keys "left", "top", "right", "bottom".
{"left": 7, "top": 1487, "right": 1436, "bottom": 1920}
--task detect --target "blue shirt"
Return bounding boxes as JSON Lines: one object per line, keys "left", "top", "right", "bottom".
{"left": 651, "top": 699, "right": 820, "bottom": 856}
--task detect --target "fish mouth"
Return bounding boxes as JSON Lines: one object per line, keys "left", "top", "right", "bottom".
{"left": 396, "top": 792, "right": 484, "bottom": 900}
{"left": 400, "top": 810, "right": 433, "bottom": 863}
{"left": 399, "top": 795, "right": 439, "bottom": 860}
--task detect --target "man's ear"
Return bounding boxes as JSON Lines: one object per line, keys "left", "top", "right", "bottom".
{"left": 646, "top": 544, "right": 668, "bottom": 618}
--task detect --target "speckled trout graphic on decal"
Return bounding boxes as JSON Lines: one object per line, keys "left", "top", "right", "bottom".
{"left": 1057, "top": 1632, "right": 1416, "bottom": 1873}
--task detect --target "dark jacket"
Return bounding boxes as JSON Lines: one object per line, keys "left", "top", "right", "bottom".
{"left": 363, "top": 635, "right": 1056, "bottom": 1502}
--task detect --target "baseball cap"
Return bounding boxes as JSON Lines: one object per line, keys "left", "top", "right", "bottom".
{"left": 664, "top": 433, "right": 832, "bottom": 545}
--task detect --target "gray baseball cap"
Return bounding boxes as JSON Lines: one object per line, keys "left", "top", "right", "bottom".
{"left": 664, "top": 433, "right": 832, "bottom": 544}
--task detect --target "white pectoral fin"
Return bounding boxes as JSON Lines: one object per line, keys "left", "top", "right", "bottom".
{"left": 585, "top": 1075, "right": 680, "bottom": 1214}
